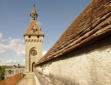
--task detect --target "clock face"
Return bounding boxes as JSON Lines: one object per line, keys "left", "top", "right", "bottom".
{"left": 30, "top": 49, "right": 37, "bottom": 56}
{"left": 32, "top": 27, "right": 37, "bottom": 33}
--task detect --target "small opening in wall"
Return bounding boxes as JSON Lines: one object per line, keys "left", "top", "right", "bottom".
{"left": 28, "top": 35, "right": 31, "bottom": 38}
{"left": 8, "top": 70, "right": 12, "bottom": 74}
{"left": 37, "top": 36, "right": 39, "bottom": 38}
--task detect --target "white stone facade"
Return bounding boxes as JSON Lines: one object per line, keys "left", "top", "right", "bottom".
{"left": 24, "top": 35, "right": 43, "bottom": 72}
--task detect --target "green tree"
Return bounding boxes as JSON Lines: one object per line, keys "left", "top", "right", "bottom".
{"left": 0, "top": 66, "right": 5, "bottom": 80}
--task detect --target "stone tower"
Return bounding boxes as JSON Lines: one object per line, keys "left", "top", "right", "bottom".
{"left": 24, "top": 6, "right": 44, "bottom": 72}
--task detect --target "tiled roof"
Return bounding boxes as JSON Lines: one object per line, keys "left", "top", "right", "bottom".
{"left": 25, "top": 7, "right": 43, "bottom": 36}
{"left": 37, "top": 0, "right": 111, "bottom": 65}
{"left": 24, "top": 20, "right": 44, "bottom": 36}
{"left": 32, "top": 8, "right": 37, "bottom": 15}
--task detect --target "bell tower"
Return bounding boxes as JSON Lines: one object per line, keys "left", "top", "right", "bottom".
{"left": 24, "top": 4, "right": 44, "bottom": 72}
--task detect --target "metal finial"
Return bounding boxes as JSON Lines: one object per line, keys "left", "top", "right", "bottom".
{"left": 33, "top": 0, "right": 36, "bottom": 8}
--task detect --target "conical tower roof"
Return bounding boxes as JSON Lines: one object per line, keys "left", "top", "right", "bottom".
{"left": 24, "top": 21, "right": 44, "bottom": 36}
{"left": 32, "top": 8, "right": 37, "bottom": 14}
{"left": 24, "top": 7, "right": 44, "bottom": 36}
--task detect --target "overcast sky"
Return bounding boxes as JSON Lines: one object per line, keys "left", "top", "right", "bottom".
{"left": 0, "top": 0, "right": 91, "bottom": 65}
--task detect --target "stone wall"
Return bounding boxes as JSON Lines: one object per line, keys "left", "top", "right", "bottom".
{"left": 35, "top": 35, "right": 111, "bottom": 85}
{"left": 24, "top": 35, "right": 43, "bottom": 72}
{"left": 5, "top": 68, "right": 24, "bottom": 79}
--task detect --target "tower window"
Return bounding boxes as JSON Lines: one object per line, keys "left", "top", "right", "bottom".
{"left": 37, "top": 36, "right": 39, "bottom": 38}
{"left": 28, "top": 35, "right": 31, "bottom": 38}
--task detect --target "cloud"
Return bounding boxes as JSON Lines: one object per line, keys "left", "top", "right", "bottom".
{"left": 0, "top": 33, "right": 25, "bottom": 57}
{"left": 0, "top": 33, "right": 25, "bottom": 66}
{"left": 8, "top": 38, "right": 25, "bottom": 57}
{"left": 0, "top": 44, "right": 10, "bottom": 53}
{"left": 0, "top": 33, "right": 2, "bottom": 39}
{"left": 0, "top": 58, "right": 25, "bottom": 66}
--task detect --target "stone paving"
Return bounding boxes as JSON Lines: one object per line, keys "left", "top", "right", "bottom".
{"left": 17, "top": 72, "right": 36, "bottom": 85}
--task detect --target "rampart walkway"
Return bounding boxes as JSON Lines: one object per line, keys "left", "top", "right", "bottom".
{"left": 17, "top": 72, "right": 36, "bottom": 85}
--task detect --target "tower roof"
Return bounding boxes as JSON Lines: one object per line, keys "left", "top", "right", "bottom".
{"left": 24, "top": 20, "right": 44, "bottom": 36}
{"left": 24, "top": 7, "right": 44, "bottom": 36}
{"left": 32, "top": 7, "right": 37, "bottom": 15}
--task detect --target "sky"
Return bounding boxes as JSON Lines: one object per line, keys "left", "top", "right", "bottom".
{"left": 0, "top": 0, "right": 91, "bottom": 65}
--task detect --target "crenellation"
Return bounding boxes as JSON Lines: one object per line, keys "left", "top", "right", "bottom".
{"left": 25, "top": 37, "right": 43, "bottom": 43}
